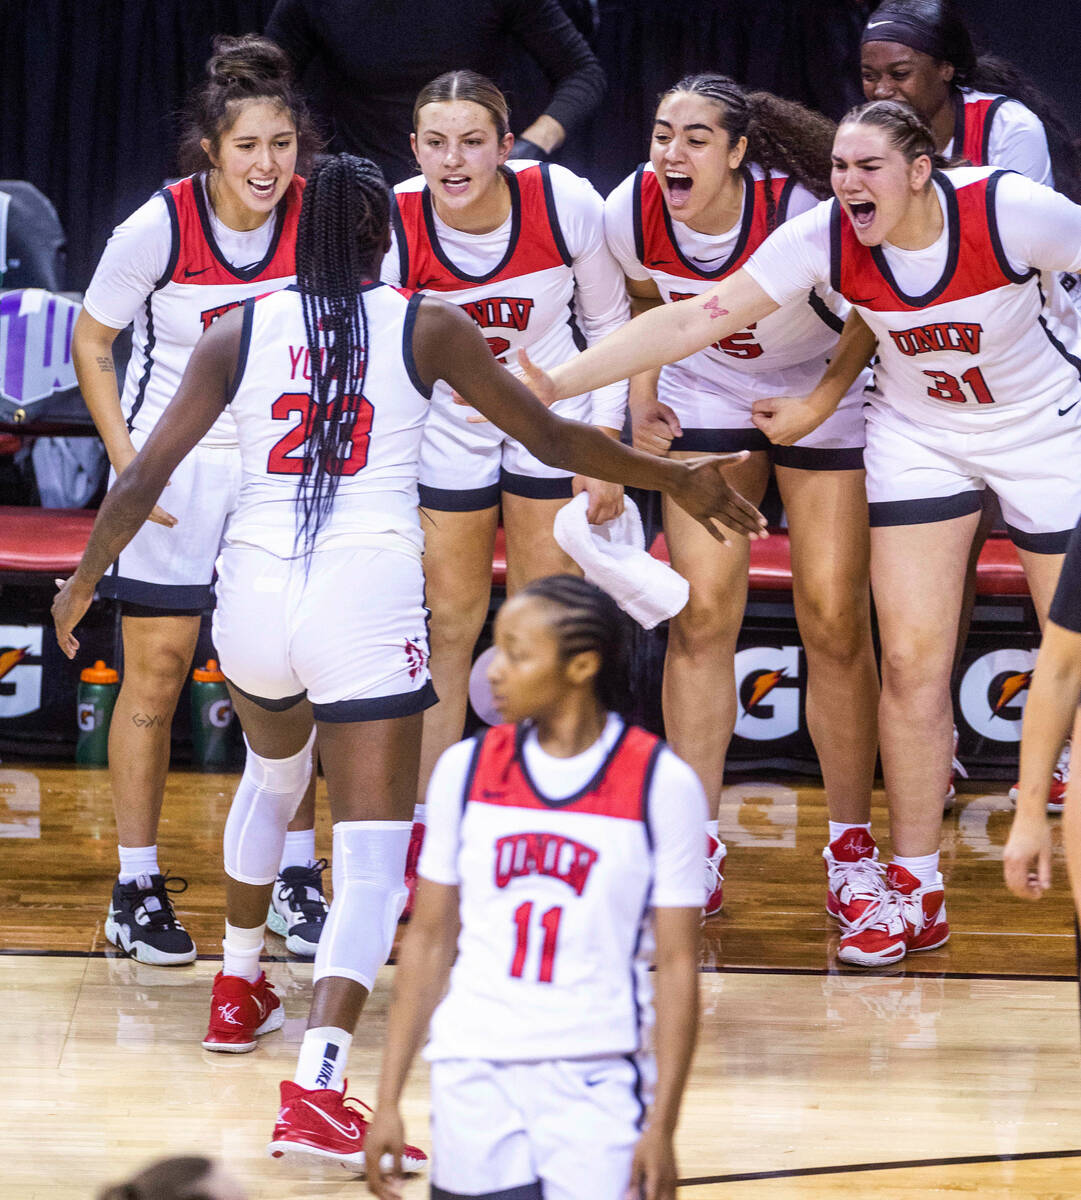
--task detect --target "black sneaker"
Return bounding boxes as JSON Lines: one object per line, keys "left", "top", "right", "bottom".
{"left": 267, "top": 859, "right": 329, "bottom": 958}
{"left": 105, "top": 873, "right": 197, "bottom": 966}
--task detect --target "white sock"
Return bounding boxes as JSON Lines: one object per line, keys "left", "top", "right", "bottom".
{"left": 413, "top": 803, "right": 427, "bottom": 826}
{"left": 828, "top": 821, "right": 872, "bottom": 844}
{"left": 222, "top": 921, "right": 264, "bottom": 982}
{"left": 705, "top": 818, "right": 720, "bottom": 842}
{"left": 118, "top": 844, "right": 160, "bottom": 884}
{"left": 295, "top": 1026, "right": 353, "bottom": 1092}
{"left": 892, "top": 852, "right": 940, "bottom": 888}
{"left": 279, "top": 829, "right": 317, "bottom": 872}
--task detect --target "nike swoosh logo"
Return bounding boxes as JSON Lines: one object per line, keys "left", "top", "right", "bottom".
{"left": 1059, "top": 400, "right": 1080, "bottom": 416}
{"left": 300, "top": 1099, "right": 362, "bottom": 1140}
{"left": 866, "top": 19, "right": 892, "bottom": 27}
{"left": 183, "top": 266, "right": 211, "bottom": 278}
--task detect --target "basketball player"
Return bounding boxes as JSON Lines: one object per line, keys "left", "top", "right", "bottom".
{"left": 382, "top": 71, "right": 630, "bottom": 912}
{"left": 518, "top": 100, "right": 1081, "bottom": 966}
{"left": 70, "top": 35, "right": 327, "bottom": 965}
{"left": 860, "top": 0, "right": 1081, "bottom": 811}
{"left": 365, "top": 576, "right": 703, "bottom": 1200}
{"left": 53, "top": 154, "right": 763, "bottom": 1173}
{"left": 604, "top": 74, "right": 879, "bottom": 920}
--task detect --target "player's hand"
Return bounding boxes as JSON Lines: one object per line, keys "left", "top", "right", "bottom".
{"left": 631, "top": 398, "right": 681, "bottom": 457}
{"left": 52, "top": 575, "right": 95, "bottom": 659}
{"left": 672, "top": 451, "right": 767, "bottom": 545}
{"left": 1003, "top": 809, "right": 1053, "bottom": 900}
{"left": 626, "top": 1125, "right": 678, "bottom": 1200}
{"left": 113, "top": 446, "right": 177, "bottom": 527}
{"left": 750, "top": 394, "right": 830, "bottom": 446}
{"left": 573, "top": 475, "right": 625, "bottom": 524}
{"left": 364, "top": 1105, "right": 407, "bottom": 1198}
{"left": 517, "top": 346, "right": 560, "bottom": 409}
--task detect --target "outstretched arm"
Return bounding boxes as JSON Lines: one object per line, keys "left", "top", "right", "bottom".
{"left": 412, "top": 298, "right": 767, "bottom": 542}
{"left": 518, "top": 268, "right": 778, "bottom": 403}
{"left": 53, "top": 310, "right": 243, "bottom": 657}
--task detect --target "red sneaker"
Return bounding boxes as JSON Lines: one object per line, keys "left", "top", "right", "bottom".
{"left": 838, "top": 863, "right": 949, "bottom": 968}
{"left": 1010, "top": 740, "right": 1070, "bottom": 814}
{"left": 202, "top": 970, "right": 283, "bottom": 1053}
{"left": 267, "top": 1080, "right": 428, "bottom": 1174}
{"left": 823, "top": 828, "right": 884, "bottom": 925}
{"left": 703, "top": 834, "right": 726, "bottom": 918}
{"left": 400, "top": 821, "right": 425, "bottom": 922}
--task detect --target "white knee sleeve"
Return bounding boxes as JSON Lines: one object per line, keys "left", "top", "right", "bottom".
{"left": 313, "top": 820, "right": 412, "bottom": 989}
{"left": 223, "top": 729, "right": 316, "bottom": 885}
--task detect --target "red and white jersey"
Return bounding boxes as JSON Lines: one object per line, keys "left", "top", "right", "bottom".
{"left": 945, "top": 88, "right": 1052, "bottom": 186}
{"left": 223, "top": 282, "right": 430, "bottom": 559}
{"left": 744, "top": 167, "right": 1081, "bottom": 433}
{"left": 83, "top": 173, "right": 303, "bottom": 447}
{"left": 605, "top": 163, "right": 850, "bottom": 403}
{"left": 383, "top": 161, "right": 628, "bottom": 428}
{"left": 420, "top": 714, "right": 706, "bottom": 1062}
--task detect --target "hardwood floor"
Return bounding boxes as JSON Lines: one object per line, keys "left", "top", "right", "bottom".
{"left": 2, "top": 763, "right": 1078, "bottom": 1197}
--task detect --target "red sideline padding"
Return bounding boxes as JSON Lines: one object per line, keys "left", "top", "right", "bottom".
{"left": 0, "top": 506, "right": 97, "bottom": 574}
{"left": 0, "top": 509, "right": 1031, "bottom": 596}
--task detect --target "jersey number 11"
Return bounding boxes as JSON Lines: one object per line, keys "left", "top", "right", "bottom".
{"left": 510, "top": 901, "right": 563, "bottom": 983}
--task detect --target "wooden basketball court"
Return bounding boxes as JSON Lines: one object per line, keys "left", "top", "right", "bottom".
{"left": 2, "top": 764, "right": 1078, "bottom": 1197}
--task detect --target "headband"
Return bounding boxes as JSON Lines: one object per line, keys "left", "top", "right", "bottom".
{"left": 861, "top": 16, "right": 947, "bottom": 59}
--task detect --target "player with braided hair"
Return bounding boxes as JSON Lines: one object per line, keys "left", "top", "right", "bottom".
{"left": 519, "top": 97, "right": 1081, "bottom": 967}
{"left": 70, "top": 33, "right": 326, "bottom": 968}
{"left": 54, "top": 152, "right": 765, "bottom": 1173}
{"left": 366, "top": 575, "right": 704, "bottom": 1199}
{"left": 604, "top": 73, "right": 878, "bottom": 918}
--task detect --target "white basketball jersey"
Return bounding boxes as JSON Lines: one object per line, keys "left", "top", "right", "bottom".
{"left": 224, "top": 283, "right": 431, "bottom": 558}
{"left": 832, "top": 167, "right": 1081, "bottom": 432}
{"left": 122, "top": 174, "right": 303, "bottom": 447}
{"left": 608, "top": 162, "right": 848, "bottom": 402}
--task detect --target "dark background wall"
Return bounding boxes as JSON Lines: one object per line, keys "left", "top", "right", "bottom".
{"left": 2, "top": 0, "right": 1076, "bottom": 292}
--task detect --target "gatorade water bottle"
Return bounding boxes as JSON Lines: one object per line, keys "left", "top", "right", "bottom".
{"left": 191, "top": 659, "right": 233, "bottom": 768}
{"left": 76, "top": 661, "right": 120, "bottom": 766}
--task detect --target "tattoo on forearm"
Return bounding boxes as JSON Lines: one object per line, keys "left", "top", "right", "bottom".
{"left": 131, "top": 712, "right": 167, "bottom": 728}
{"left": 95, "top": 356, "right": 115, "bottom": 374}
{"left": 703, "top": 297, "right": 729, "bottom": 320}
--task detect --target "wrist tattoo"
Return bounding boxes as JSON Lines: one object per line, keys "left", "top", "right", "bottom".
{"left": 703, "top": 296, "right": 729, "bottom": 320}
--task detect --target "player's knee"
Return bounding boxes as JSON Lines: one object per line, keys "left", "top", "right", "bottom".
{"left": 223, "top": 730, "right": 316, "bottom": 885}
{"left": 880, "top": 637, "right": 950, "bottom": 695}
{"left": 312, "top": 820, "right": 412, "bottom": 988}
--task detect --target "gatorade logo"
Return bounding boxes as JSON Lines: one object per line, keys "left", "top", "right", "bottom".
{"left": 0, "top": 626, "right": 43, "bottom": 719}
{"left": 958, "top": 648, "right": 1038, "bottom": 743}
{"left": 208, "top": 699, "right": 232, "bottom": 729}
{"left": 77, "top": 702, "right": 97, "bottom": 732}
{"left": 733, "top": 646, "right": 801, "bottom": 740}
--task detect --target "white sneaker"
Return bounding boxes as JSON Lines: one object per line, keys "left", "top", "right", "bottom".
{"left": 704, "top": 835, "right": 726, "bottom": 917}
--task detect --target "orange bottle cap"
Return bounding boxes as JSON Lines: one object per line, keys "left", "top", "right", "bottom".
{"left": 193, "top": 659, "right": 226, "bottom": 683}
{"left": 80, "top": 660, "right": 119, "bottom": 684}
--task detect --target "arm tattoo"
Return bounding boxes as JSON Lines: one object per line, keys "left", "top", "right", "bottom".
{"left": 703, "top": 296, "right": 729, "bottom": 320}
{"left": 95, "top": 355, "right": 115, "bottom": 374}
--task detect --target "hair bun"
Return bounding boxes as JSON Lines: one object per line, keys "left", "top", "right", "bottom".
{"left": 207, "top": 33, "right": 293, "bottom": 89}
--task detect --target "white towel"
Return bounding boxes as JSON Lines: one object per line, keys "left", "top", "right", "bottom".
{"left": 552, "top": 492, "right": 689, "bottom": 630}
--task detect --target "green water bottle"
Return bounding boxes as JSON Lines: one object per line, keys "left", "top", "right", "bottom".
{"left": 191, "top": 659, "right": 233, "bottom": 767}
{"left": 76, "top": 660, "right": 120, "bottom": 765}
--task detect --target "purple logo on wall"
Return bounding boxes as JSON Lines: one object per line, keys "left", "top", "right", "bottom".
{"left": 0, "top": 289, "right": 80, "bottom": 406}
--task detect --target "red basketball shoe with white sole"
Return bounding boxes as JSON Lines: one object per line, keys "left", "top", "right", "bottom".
{"left": 703, "top": 834, "right": 726, "bottom": 918}
{"left": 202, "top": 970, "right": 283, "bottom": 1052}
{"left": 838, "top": 863, "right": 949, "bottom": 967}
{"left": 268, "top": 1080, "right": 427, "bottom": 1174}
{"left": 1010, "top": 741, "right": 1070, "bottom": 815}
{"left": 400, "top": 821, "right": 425, "bottom": 922}
{"left": 823, "top": 828, "right": 884, "bottom": 926}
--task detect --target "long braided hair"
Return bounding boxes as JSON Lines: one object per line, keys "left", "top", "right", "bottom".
{"left": 293, "top": 153, "right": 390, "bottom": 556}
{"left": 518, "top": 575, "right": 631, "bottom": 713}
{"left": 841, "top": 98, "right": 952, "bottom": 172}
{"left": 862, "top": 0, "right": 1081, "bottom": 202}
{"left": 660, "top": 74, "right": 836, "bottom": 230}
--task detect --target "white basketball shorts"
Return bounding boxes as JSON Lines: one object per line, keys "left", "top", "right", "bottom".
{"left": 98, "top": 429, "right": 241, "bottom": 611}
{"left": 418, "top": 384, "right": 592, "bottom": 511}
{"left": 864, "top": 395, "right": 1081, "bottom": 552}
{"left": 429, "top": 1054, "right": 654, "bottom": 1200}
{"left": 212, "top": 539, "right": 436, "bottom": 721}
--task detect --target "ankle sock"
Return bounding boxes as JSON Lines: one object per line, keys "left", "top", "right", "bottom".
{"left": 279, "top": 829, "right": 317, "bottom": 873}
{"left": 222, "top": 921, "right": 264, "bottom": 982}
{"left": 892, "top": 852, "right": 940, "bottom": 888}
{"left": 828, "top": 821, "right": 872, "bottom": 845}
{"left": 295, "top": 1026, "right": 352, "bottom": 1092}
{"left": 118, "top": 844, "right": 160, "bottom": 884}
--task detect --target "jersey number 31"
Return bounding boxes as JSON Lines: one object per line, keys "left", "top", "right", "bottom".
{"left": 266, "top": 392, "right": 374, "bottom": 475}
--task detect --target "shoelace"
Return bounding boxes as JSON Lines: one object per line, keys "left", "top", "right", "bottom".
{"left": 1055, "top": 742, "right": 1071, "bottom": 781}
{"left": 136, "top": 873, "right": 189, "bottom": 931}
{"left": 704, "top": 849, "right": 724, "bottom": 894}
{"left": 835, "top": 855, "right": 888, "bottom": 902}
{"left": 279, "top": 858, "right": 329, "bottom": 919}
